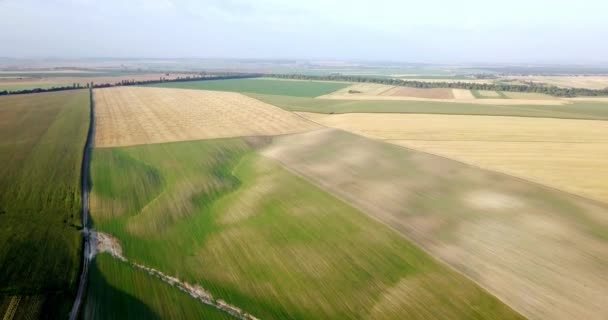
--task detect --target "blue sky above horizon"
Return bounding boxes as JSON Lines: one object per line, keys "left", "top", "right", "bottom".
{"left": 1, "top": 0, "right": 607, "bottom": 64}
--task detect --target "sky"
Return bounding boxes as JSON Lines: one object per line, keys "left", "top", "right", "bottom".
{"left": 1, "top": 0, "right": 607, "bottom": 64}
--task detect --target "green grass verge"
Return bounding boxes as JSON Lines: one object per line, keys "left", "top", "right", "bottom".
{"left": 89, "top": 138, "right": 523, "bottom": 320}
{"left": 147, "top": 78, "right": 349, "bottom": 97}
{"left": 249, "top": 93, "right": 608, "bottom": 120}
{"left": 83, "top": 254, "right": 233, "bottom": 320}
{"left": 0, "top": 90, "right": 89, "bottom": 317}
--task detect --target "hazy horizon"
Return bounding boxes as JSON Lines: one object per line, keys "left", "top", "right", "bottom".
{"left": 1, "top": 0, "right": 607, "bottom": 64}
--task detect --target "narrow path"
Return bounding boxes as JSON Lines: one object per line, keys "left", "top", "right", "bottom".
{"left": 68, "top": 88, "right": 95, "bottom": 320}
{"left": 94, "top": 232, "right": 260, "bottom": 320}
{"left": 2, "top": 296, "right": 21, "bottom": 320}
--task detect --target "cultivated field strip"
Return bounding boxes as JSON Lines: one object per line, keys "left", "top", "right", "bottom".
{"left": 262, "top": 128, "right": 608, "bottom": 320}
{"left": 93, "top": 86, "right": 319, "bottom": 147}
{"left": 300, "top": 112, "right": 608, "bottom": 203}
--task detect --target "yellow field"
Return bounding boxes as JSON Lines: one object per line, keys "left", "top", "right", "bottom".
{"left": 299, "top": 112, "right": 608, "bottom": 203}
{"left": 94, "top": 86, "right": 319, "bottom": 147}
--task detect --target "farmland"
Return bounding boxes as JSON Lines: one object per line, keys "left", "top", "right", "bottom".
{"left": 148, "top": 78, "right": 349, "bottom": 97}
{"left": 263, "top": 128, "right": 608, "bottom": 320}
{"left": 88, "top": 137, "right": 523, "bottom": 320}
{"left": 250, "top": 93, "right": 608, "bottom": 120}
{"left": 93, "top": 86, "right": 319, "bottom": 147}
{"left": 299, "top": 113, "right": 608, "bottom": 203}
{"left": 0, "top": 90, "right": 89, "bottom": 318}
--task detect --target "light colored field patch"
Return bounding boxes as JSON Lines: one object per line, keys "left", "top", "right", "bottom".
{"left": 465, "top": 190, "right": 524, "bottom": 210}
{"left": 392, "top": 141, "right": 608, "bottom": 204}
{"left": 381, "top": 87, "right": 454, "bottom": 99}
{"left": 94, "top": 86, "right": 319, "bottom": 147}
{"left": 451, "top": 89, "right": 475, "bottom": 100}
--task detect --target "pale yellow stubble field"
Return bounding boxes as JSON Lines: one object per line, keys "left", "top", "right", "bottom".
{"left": 300, "top": 112, "right": 608, "bottom": 203}
{"left": 94, "top": 86, "right": 320, "bottom": 147}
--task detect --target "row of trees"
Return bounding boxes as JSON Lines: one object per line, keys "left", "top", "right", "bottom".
{"left": 0, "top": 73, "right": 263, "bottom": 96}
{"left": 266, "top": 74, "right": 608, "bottom": 97}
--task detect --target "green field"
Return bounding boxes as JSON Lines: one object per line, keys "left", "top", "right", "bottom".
{"left": 88, "top": 138, "right": 523, "bottom": 319}
{"left": 148, "top": 78, "right": 349, "bottom": 97}
{"left": 84, "top": 254, "right": 233, "bottom": 320}
{"left": 0, "top": 90, "right": 89, "bottom": 317}
{"left": 471, "top": 90, "right": 508, "bottom": 99}
{"left": 249, "top": 93, "right": 608, "bottom": 120}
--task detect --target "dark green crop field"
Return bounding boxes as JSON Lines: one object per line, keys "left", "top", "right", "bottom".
{"left": 0, "top": 90, "right": 89, "bottom": 318}
{"left": 148, "top": 78, "right": 349, "bottom": 97}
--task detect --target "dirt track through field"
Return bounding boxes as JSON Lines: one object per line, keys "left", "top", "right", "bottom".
{"left": 94, "top": 86, "right": 319, "bottom": 147}
{"left": 92, "top": 231, "right": 259, "bottom": 320}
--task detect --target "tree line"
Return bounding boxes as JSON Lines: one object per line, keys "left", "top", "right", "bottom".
{"left": 266, "top": 73, "right": 608, "bottom": 97}
{"left": 0, "top": 73, "right": 263, "bottom": 96}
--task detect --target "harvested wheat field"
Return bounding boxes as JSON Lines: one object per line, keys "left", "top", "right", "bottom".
{"left": 263, "top": 128, "right": 608, "bottom": 320}
{"left": 381, "top": 87, "right": 454, "bottom": 99}
{"left": 299, "top": 112, "right": 608, "bottom": 203}
{"left": 94, "top": 86, "right": 319, "bottom": 147}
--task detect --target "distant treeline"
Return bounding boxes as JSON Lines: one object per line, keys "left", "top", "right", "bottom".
{"left": 266, "top": 74, "right": 608, "bottom": 97}
{"left": 0, "top": 73, "right": 263, "bottom": 96}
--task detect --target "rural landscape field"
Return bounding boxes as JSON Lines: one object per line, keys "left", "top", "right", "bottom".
{"left": 2, "top": 1, "right": 608, "bottom": 319}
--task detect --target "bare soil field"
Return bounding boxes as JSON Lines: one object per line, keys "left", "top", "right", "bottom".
{"left": 262, "top": 128, "right": 608, "bottom": 320}
{"left": 507, "top": 75, "right": 608, "bottom": 89}
{"left": 94, "top": 86, "right": 319, "bottom": 147}
{"left": 381, "top": 87, "right": 454, "bottom": 99}
{"left": 299, "top": 112, "right": 608, "bottom": 203}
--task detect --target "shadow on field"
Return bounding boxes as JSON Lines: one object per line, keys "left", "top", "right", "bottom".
{"left": 83, "top": 258, "right": 160, "bottom": 320}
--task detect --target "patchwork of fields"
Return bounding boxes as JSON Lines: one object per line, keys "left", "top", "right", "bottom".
{"left": 0, "top": 90, "right": 89, "bottom": 318}
{"left": 3, "top": 76, "right": 608, "bottom": 320}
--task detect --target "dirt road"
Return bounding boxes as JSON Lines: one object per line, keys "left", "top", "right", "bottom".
{"left": 68, "top": 88, "right": 94, "bottom": 320}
